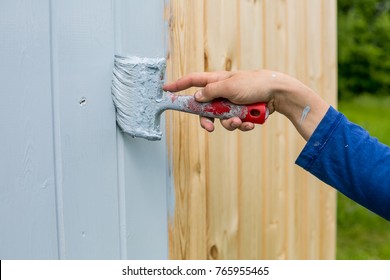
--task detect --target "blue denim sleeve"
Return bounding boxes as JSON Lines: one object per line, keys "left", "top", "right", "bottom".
{"left": 296, "top": 106, "right": 390, "bottom": 221}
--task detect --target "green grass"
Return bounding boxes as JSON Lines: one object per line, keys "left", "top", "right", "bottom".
{"left": 337, "top": 95, "right": 390, "bottom": 259}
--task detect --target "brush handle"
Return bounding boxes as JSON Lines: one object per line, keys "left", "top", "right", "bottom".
{"left": 164, "top": 93, "right": 268, "bottom": 124}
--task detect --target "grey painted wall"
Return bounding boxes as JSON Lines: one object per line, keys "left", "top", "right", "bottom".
{"left": 0, "top": 0, "right": 169, "bottom": 259}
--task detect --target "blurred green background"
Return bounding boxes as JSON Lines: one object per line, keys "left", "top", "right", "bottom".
{"left": 336, "top": 0, "right": 390, "bottom": 259}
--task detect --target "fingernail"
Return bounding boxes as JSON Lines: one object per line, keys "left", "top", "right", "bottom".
{"left": 246, "top": 123, "right": 255, "bottom": 130}
{"left": 231, "top": 122, "right": 239, "bottom": 129}
{"left": 195, "top": 90, "right": 203, "bottom": 100}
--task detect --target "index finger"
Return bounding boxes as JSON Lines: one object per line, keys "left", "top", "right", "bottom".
{"left": 163, "top": 71, "right": 232, "bottom": 92}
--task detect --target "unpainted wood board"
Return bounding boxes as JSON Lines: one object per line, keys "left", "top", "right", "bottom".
{"left": 204, "top": 0, "right": 242, "bottom": 260}
{"left": 317, "top": 0, "right": 337, "bottom": 259}
{"left": 261, "top": 0, "right": 290, "bottom": 259}
{"left": 166, "top": 0, "right": 208, "bottom": 259}
{"left": 167, "top": 0, "right": 337, "bottom": 259}
{"left": 284, "top": 0, "right": 307, "bottom": 259}
{"left": 236, "top": 0, "right": 268, "bottom": 260}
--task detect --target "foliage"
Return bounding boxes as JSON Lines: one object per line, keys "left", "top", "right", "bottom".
{"left": 338, "top": 0, "right": 390, "bottom": 99}
{"left": 337, "top": 95, "right": 390, "bottom": 259}
{"left": 337, "top": 2, "right": 390, "bottom": 258}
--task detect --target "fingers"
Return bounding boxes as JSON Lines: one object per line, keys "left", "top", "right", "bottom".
{"left": 163, "top": 71, "right": 232, "bottom": 92}
{"left": 199, "top": 116, "right": 255, "bottom": 133}
{"left": 220, "top": 119, "right": 255, "bottom": 131}
{"left": 239, "top": 122, "right": 255, "bottom": 131}
{"left": 200, "top": 117, "right": 215, "bottom": 132}
{"left": 220, "top": 117, "right": 242, "bottom": 131}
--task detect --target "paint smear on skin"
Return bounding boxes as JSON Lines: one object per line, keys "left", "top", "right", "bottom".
{"left": 300, "top": 106, "right": 311, "bottom": 125}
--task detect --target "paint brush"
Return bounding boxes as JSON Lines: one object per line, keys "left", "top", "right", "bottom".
{"left": 111, "top": 55, "right": 268, "bottom": 141}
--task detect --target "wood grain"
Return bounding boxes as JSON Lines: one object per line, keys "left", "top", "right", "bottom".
{"left": 167, "top": 0, "right": 337, "bottom": 259}
{"left": 166, "top": 0, "right": 208, "bottom": 259}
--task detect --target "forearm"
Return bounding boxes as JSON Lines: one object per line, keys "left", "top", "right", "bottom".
{"left": 296, "top": 107, "right": 390, "bottom": 220}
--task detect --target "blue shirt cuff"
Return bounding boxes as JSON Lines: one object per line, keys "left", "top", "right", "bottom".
{"left": 295, "top": 106, "right": 343, "bottom": 170}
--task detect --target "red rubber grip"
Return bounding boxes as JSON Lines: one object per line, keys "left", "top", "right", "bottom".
{"left": 242, "top": 102, "right": 268, "bottom": 124}
{"left": 164, "top": 93, "right": 269, "bottom": 125}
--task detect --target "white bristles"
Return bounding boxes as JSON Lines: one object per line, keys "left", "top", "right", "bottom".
{"left": 111, "top": 55, "right": 166, "bottom": 141}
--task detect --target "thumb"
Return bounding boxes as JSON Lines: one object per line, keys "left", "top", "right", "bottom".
{"left": 194, "top": 90, "right": 209, "bottom": 102}
{"left": 194, "top": 80, "right": 231, "bottom": 102}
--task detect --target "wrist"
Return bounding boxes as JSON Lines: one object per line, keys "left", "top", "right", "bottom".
{"left": 271, "top": 74, "right": 329, "bottom": 140}
{"left": 273, "top": 77, "right": 312, "bottom": 119}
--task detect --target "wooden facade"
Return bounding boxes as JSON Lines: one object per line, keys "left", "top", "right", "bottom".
{"left": 1, "top": 0, "right": 336, "bottom": 260}
{"left": 166, "top": 0, "right": 337, "bottom": 259}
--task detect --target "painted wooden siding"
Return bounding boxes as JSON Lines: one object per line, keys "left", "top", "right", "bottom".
{"left": 166, "top": 0, "right": 337, "bottom": 259}
{"left": 0, "top": 0, "right": 58, "bottom": 259}
{"left": 0, "top": 0, "right": 169, "bottom": 259}
{"left": 113, "top": 0, "right": 169, "bottom": 260}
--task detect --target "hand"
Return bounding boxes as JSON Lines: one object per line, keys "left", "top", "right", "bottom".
{"left": 163, "top": 70, "right": 279, "bottom": 132}
{"left": 164, "top": 70, "right": 330, "bottom": 140}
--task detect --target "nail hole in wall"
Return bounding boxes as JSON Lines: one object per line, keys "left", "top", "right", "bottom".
{"left": 79, "top": 97, "right": 87, "bottom": 106}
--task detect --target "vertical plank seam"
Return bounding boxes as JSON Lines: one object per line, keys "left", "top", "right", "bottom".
{"left": 235, "top": 0, "right": 242, "bottom": 260}
{"left": 318, "top": 0, "right": 325, "bottom": 259}
{"left": 261, "top": 0, "right": 268, "bottom": 259}
{"left": 112, "top": 0, "right": 128, "bottom": 260}
{"left": 283, "top": 1, "right": 289, "bottom": 259}
{"left": 115, "top": 130, "right": 127, "bottom": 260}
{"left": 49, "top": 0, "right": 66, "bottom": 259}
{"left": 164, "top": 0, "right": 176, "bottom": 260}
{"left": 203, "top": 0, "right": 212, "bottom": 260}
{"left": 302, "top": 0, "right": 309, "bottom": 259}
